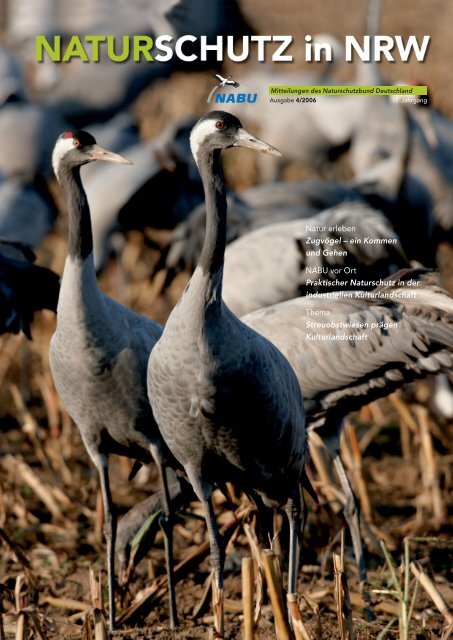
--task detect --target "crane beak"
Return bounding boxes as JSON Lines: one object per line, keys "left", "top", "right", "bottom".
{"left": 232, "top": 128, "right": 281, "bottom": 157}
{"left": 88, "top": 144, "right": 133, "bottom": 164}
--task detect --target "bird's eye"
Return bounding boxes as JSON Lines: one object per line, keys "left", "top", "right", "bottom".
{"left": 215, "top": 121, "right": 225, "bottom": 130}
{"left": 73, "top": 139, "right": 81, "bottom": 148}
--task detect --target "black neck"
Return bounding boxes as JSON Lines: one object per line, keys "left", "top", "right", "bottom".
{"left": 58, "top": 164, "right": 93, "bottom": 261}
{"left": 198, "top": 149, "right": 227, "bottom": 283}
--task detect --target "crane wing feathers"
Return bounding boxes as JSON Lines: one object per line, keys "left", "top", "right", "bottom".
{"left": 243, "top": 272, "right": 453, "bottom": 426}
{"left": 103, "top": 295, "right": 163, "bottom": 349}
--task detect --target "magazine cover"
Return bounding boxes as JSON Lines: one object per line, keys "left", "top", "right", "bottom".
{"left": 0, "top": 0, "right": 452, "bottom": 637}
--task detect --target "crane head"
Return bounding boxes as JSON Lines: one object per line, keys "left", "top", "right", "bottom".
{"left": 52, "top": 130, "right": 132, "bottom": 177}
{"left": 190, "top": 111, "right": 281, "bottom": 163}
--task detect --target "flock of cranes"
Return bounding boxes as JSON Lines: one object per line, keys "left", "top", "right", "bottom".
{"left": 0, "top": 0, "right": 453, "bottom": 637}
{"left": 3, "top": 109, "right": 453, "bottom": 633}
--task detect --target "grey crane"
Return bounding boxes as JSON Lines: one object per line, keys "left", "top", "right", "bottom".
{"left": 0, "top": 180, "right": 57, "bottom": 249}
{"left": 0, "top": 48, "right": 67, "bottom": 248}
{"left": 0, "top": 46, "right": 70, "bottom": 183}
{"left": 402, "top": 107, "right": 453, "bottom": 237}
{"left": 0, "top": 46, "right": 26, "bottom": 105}
{"left": 349, "top": 95, "right": 453, "bottom": 247}
{"left": 49, "top": 130, "right": 180, "bottom": 630}
{"left": 424, "top": 108, "right": 453, "bottom": 183}
{"left": 221, "top": 202, "right": 408, "bottom": 316}
{"left": 0, "top": 100, "right": 69, "bottom": 183}
{"left": 242, "top": 269, "right": 453, "bottom": 588}
{"left": 0, "top": 239, "right": 59, "bottom": 337}
{"left": 29, "top": 0, "right": 248, "bottom": 125}
{"left": 147, "top": 111, "right": 309, "bottom": 636}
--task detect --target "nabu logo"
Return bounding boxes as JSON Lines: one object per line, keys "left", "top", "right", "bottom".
{"left": 207, "top": 74, "right": 257, "bottom": 104}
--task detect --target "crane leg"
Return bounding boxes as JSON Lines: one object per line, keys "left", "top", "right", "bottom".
{"left": 94, "top": 454, "right": 117, "bottom": 631}
{"left": 254, "top": 495, "right": 274, "bottom": 547}
{"left": 285, "top": 497, "right": 304, "bottom": 597}
{"left": 156, "top": 463, "right": 179, "bottom": 629}
{"left": 203, "top": 497, "right": 225, "bottom": 638}
{"left": 285, "top": 496, "right": 305, "bottom": 631}
{"left": 333, "top": 454, "right": 366, "bottom": 582}
{"left": 333, "top": 453, "right": 374, "bottom": 620}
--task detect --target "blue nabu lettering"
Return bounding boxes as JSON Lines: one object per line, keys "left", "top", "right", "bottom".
{"left": 215, "top": 93, "right": 257, "bottom": 104}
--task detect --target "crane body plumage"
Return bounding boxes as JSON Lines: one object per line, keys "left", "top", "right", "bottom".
{"left": 51, "top": 261, "right": 163, "bottom": 464}
{"left": 149, "top": 270, "right": 306, "bottom": 507}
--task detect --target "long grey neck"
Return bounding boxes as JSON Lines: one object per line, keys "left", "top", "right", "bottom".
{"left": 58, "top": 164, "right": 93, "bottom": 261}
{"left": 356, "top": 0, "right": 381, "bottom": 85}
{"left": 197, "top": 148, "right": 227, "bottom": 291}
{"left": 366, "top": 0, "right": 381, "bottom": 40}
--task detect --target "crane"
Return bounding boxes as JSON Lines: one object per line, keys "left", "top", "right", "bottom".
{"left": 147, "top": 111, "right": 309, "bottom": 636}
{"left": 0, "top": 239, "right": 59, "bottom": 337}
{"left": 242, "top": 269, "right": 453, "bottom": 589}
{"left": 221, "top": 202, "right": 408, "bottom": 315}
{"left": 49, "top": 130, "right": 180, "bottom": 630}
{"left": 0, "top": 181, "right": 57, "bottom": 250}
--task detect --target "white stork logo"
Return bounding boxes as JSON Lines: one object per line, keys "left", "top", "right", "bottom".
{"left": 207, "top": 74, "right": 240, "bottom": 103}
